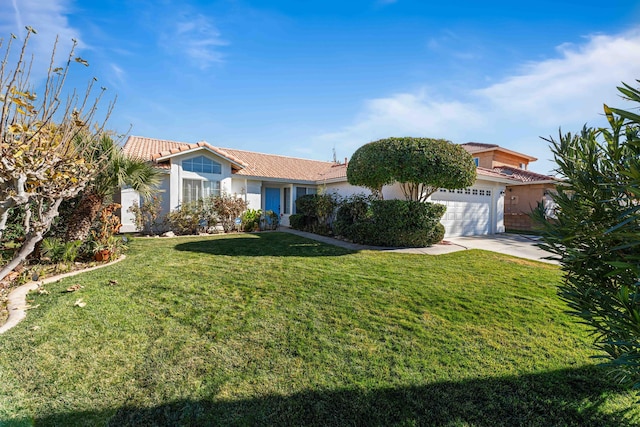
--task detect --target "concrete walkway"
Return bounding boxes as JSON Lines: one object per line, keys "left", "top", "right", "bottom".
{"left": 280, "top": 228, "right": 557, "bottom": 264}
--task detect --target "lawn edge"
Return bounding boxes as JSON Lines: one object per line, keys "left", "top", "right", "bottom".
{"left": 0, "top": 255, "right": 127, "bottom": 334}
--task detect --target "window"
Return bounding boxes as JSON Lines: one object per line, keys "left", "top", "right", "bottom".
{"left": 479, "top": 189, "right": 486, "bottom": 196}
{"left": 284, "top": 187, "right": 291, "bottom": 214}
{"left": 519, "top": 163, "right": 526, "bottom": 170}
{"left": 182, "top": 179, "right": 220, "bottom": 204}
{"left": 464, "top": 188, "right": 471, "bottom": 195}
{"left": 472, "top": 189, "right": 478, "bottom": 195}
{"left": 486, "top": 190, "right": 492, "bottom": 196}
{"left": 473, "top": 157, "right": 479, "bottom": 167}
{"left": 456, "top": 189, "right": 463, "bottom": 194}
{"left": 183, "top": 156, "right": 221, "bottom": 174}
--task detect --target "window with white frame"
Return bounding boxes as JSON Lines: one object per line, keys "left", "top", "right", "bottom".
{"left": 183, "top": 156, "right": 221, "bottom": 174}
{"left": 182, "top": 179, "right": 220, "bottom": 204}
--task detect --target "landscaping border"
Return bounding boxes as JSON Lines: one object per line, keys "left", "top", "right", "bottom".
{"left": 0, "top": 255, "right": 126, "bottom": 334}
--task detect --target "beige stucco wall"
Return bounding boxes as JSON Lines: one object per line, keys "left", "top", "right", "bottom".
{"left": 474, "top": 151, "right": 531, "bottom": 170}
{"left": 504, "top": 182, "right": 556, "bottom": 231}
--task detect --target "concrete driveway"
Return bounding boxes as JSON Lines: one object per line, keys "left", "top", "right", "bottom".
{"left": 282, "top": 228, "right": 558, "bottom": 264}
{"left": 393, "top": 233, "right": 558, "bottom": 264}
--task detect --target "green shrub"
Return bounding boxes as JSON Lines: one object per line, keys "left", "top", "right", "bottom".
{"left": 241, "top": 209, "right": 261, "bottom": 232}
{"left": 333, "top": 193, "right": 372, "bottom": 238}
{"left": 533, "top": 81, "right": 640, "bottom": 390}
{"left": 41, "top": 238, "right": 83, "bottom": 263}
{"left": 261, "top": 210, "right": 279, "bottom": 230}
{"left": 347, "top": 137, "right": 476, "bottom": 201}
{"left": 292, "top": 193, "right": 338, "bottom": 235}
{"left": 295, "top": 195, "right": 317, "bottom": 217}
{"left": 288, "top": 214, "right": 306, "bottom": 230}
{"left": 425, "top": 222, "right": 445, "bottom": 245}
{"left": 343, "top": 200, "right": 446, "bottom": 247}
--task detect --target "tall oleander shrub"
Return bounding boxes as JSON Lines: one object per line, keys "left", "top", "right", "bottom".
{"left": 533, "top": 81, "right": 640, "bottom": 390}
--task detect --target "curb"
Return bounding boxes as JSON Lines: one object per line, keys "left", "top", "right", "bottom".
{"left": 0, "top": 255, "right": 126, "bottom": 334}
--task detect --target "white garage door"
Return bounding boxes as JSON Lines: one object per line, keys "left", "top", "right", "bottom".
{"left": 430, "top": 187, "right": 493, "bottom": 237}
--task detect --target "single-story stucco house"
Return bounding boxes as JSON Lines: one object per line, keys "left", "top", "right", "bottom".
{"left": 117, "top": 136, "right": 555, "bottom": 237}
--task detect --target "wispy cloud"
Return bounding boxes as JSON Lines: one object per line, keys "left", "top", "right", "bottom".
{"left": 0, "top": 0, "right": 82, "bottom": 80}
{"left": 106, "top": 63, "right": 126, "bottom": 88}
{"left": 313, "top": 28, "right": 640, "bottom": 174}
{"left": 160, "top": 12, "right": 227, "bottom": 69}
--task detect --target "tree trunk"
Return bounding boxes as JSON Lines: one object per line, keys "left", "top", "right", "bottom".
{"left": 0, "top": 231, "right": 43, "bottom": 282}
{"left": 0, "top": 197, "right": 63, "bottom": 282}
{"left": 65, "top": 191, "right": 104, "bottom": 242}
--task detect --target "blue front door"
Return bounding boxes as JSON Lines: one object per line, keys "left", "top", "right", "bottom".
{"left": 265, "top": 188, "right": 280, "bottom": 215}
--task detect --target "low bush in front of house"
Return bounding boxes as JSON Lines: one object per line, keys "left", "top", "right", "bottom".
{"left": 155, "top": 194, "right": 249, "bottom": 235}
{"left": 336, "top": 198, "right": 446, "bottom": 247}
{"left": 165, "top": 201, "right": 204, "bottom": 235}
{"left": 333, "top": 193, "right": 374, "bottom": 238}
{"left": 290, "top": 193, "right": 339, "bottom": 235}
{"left": 288, "top": 213, "right": 306, "bottom": 230}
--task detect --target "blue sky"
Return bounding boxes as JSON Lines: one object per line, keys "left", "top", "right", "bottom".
{"left": 2, "top": 0, "right": 640, "bottom": 174}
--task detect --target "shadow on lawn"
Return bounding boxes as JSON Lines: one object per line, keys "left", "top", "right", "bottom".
{"left": 174, "top": 232, "right": 354, "bottom": 257}
{"left": 13, "top": 366, "right": 637, "bottom": 427}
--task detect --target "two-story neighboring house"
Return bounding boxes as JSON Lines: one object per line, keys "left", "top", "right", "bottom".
{"left": 117, "top": 136, "right": 555, "bottom": 237}
{"left": 461, "top": 143, "right": 557, "bottom": 232}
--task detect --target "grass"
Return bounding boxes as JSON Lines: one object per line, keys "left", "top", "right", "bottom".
{"left": 0, "top": 232, "right": 638, "bottom": 426}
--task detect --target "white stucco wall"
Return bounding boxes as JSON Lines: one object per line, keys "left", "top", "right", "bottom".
{"left": 118, "top": 174, "right": 171, "bottom": 233}
{"left": 169, "top": 150, "right": 235, "bottom": 211}
{"left": 118, "top": 187, "right": 141, "bottom": 233}
{"left": 323, "top": 181, "right": 370, "bottom": 198}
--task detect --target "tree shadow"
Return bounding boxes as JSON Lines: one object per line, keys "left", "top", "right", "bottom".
{"left": 173, "top": 232, "right": 354, "bottom": 257}
{"left": 10, "top": 366, "right": 638, "bottom": 427}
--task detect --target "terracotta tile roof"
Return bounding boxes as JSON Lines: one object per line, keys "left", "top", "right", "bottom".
{"left": 122, "top": 136, "right": 182, "bottom": 160}
{"left": 476, "top": 167, "right": 520, "bottom": 181}
{"left": 221, "top": 148, "right": 338, "bottom": 181}
{"left": 317, "top": 163, "right": 348, "bottom": 181}
{"left": 123, "top": 136, "right": 550, "bottom": 185}
{"left": 493, "top": 166, "right": 556, "bottom": 183}
{"left": 122, "top": 136, "right": 248, "bottom": 167}
{"left": 122, "top": 136, "right": 340, "bottom": 182}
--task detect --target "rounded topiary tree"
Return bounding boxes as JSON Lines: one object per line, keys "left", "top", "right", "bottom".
{"left": 344, "top": 137, "right": 476, "bottom": 247}
{"left": 347, "top": 137, "right": 477, "bottom": 201}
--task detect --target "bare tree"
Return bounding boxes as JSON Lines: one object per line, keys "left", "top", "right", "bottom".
{"left": 0, "top": 27, "right": 113, "bottom": 281}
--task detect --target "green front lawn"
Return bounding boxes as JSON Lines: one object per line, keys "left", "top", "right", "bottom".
{"left": 0, "top": 232, "right": 637, "bottom": 426}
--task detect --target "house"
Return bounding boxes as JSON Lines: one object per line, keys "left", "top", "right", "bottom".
{"left": 117, "top": 136, "right": 554, "bottom": 237}
{"left": 461, "top": 142, "right": 557, "bottom": 232}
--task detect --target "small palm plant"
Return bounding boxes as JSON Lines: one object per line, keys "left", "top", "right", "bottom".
{"left": 65, "top": 135, "right": 161, "bottom": 242}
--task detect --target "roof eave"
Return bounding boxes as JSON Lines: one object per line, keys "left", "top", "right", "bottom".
{"left": 316, "top": 176, "right": 348, "bottom": 185}
{"left": 505, "top": 179, "right": 559, "bottom": 186}
{"left": 470, "top": 147, "right": 538, "bottom": 162}
{"left": 234, "top": 174, "right": 319, "bottom": 185}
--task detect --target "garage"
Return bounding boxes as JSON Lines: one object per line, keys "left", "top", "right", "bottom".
{"left": 429, "top": 187, "right": 495, "bottom": 237}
